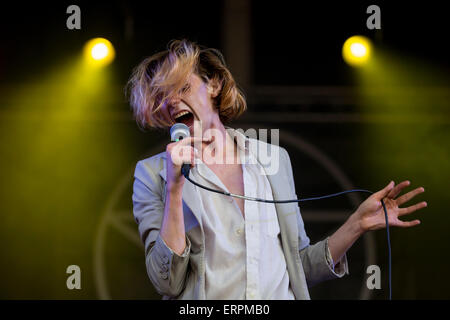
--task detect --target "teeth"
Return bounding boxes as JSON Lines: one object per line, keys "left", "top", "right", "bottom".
{"left": 174, "top": 111, "right": 190, "bottom": 119}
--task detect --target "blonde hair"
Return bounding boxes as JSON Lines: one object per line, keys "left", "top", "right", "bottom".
{"left": 127, "top": 39, "right": 247, "bottom": 129}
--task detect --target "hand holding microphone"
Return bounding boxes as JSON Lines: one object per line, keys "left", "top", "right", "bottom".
{"left": 166, "top": 123, "right": 207, "bottom": 191}
{"left": 159, "top": 123, "right": 206, "bottom": 256}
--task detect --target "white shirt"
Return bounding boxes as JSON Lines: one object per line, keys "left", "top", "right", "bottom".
{"left": 190, "top": 131, "right": 295, "bottom": 300}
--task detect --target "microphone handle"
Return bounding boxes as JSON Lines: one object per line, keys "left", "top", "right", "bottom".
{"left": 181, "top": 163, "right": 190, "bottom": 177}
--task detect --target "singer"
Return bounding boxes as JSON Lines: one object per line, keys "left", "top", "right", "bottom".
{"left": 127, "top": 39, "right": 427, "bottom": 299}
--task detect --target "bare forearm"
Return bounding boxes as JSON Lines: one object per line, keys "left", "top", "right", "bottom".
{"left": 328, "top": 214, "right": 364, "bottom": 263}
{"left": 159, "top": 186, "right": 186, "bottom": 255}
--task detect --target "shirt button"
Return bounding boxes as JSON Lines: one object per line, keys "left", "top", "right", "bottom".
{"left": 236, "top": 228, "right": 243, "bottom": 235}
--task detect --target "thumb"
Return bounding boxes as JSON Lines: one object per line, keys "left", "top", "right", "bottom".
{"left": 375, "top": 181, "right": 394, "bottom": 200}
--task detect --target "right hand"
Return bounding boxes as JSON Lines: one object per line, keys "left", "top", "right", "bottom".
{"left": 165, "top": 136, "right": 207, "bottom": 192}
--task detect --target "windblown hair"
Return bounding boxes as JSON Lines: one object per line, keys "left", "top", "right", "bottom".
{"left": 126, "top": 39, "right": 247, "bottom": 129}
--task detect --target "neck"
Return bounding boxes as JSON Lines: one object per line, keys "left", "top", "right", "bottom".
{"left": 201, "top": 118, "right": 238, "bottom": 165}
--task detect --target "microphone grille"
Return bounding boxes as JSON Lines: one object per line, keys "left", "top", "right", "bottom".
{"left": 170, "top": 123, "right": 190, "bottom": 142}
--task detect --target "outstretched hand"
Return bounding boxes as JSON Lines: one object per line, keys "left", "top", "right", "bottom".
{"left": 355, "top": 181, "right": 427, "bottom": 232}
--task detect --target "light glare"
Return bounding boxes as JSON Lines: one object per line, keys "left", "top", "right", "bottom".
{"left": 83, "top": 38, "right": 115, "bottom": 67}
{"left": 350, "top": 43, "right": 367, "bottom": 57}
{"left": 342, "top": 35, "right": 372, "bottom": 67}
{"left": 91, "top": 43, "right": 109, "bottom": 60}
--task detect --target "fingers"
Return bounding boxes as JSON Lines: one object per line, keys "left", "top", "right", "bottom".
{"left": 167, "top": 137, "right": 210, "bottom": 165}
{"left": 396, "top": 187, "right": 425, "bottom": 206}
{"left": 398, "top": 201, "right": 428, "bottom": 216}
{"left": 173, "top": 136, "right": 210, "bottom": 146}
{"left": 374, "top": 181, "right": 395, "bottom": 200}
{"left": 388, "top": 180, "right": 410, "bottom": 199}
{"left": 396, "top": 219, "right": 421, "bottom": 228}
{"left": 170, "top": 145, "right": 198, "bottom": 166}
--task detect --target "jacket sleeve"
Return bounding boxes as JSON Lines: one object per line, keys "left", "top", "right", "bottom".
{"left": 132, "top": 159, "right": 191, "bottom": 297}
{"left": 281, "top": 147, "right": 349, "bottom": 288}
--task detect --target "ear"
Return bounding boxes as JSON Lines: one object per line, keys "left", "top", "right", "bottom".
{"left": 207, "top": 78, "right": 222, "bottom": 98}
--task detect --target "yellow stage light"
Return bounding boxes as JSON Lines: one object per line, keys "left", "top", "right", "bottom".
{"left": 83, "top": 38, "right": 115, "bottom": 67}
{"left": 342, "top": 35, "right": 372, "bottom": 67}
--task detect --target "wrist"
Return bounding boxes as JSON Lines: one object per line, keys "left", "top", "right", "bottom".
{"left": 167, "top": 179, "right": 184, "bottom": 195}
{"left": 348, "top": 211, "right": 366, "bottom": 238}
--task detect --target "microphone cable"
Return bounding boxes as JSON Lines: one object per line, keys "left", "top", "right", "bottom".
{"left": 182, "top": 168, "right": 392, "bottom": 300}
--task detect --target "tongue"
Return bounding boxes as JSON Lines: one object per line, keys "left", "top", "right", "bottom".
{"left": 177, "top": 113, "right": 194, "bottom": 128}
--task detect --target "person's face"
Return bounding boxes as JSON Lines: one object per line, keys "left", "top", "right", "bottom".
{"left": 162, "top": 73, "right": 220, "bottom": 136}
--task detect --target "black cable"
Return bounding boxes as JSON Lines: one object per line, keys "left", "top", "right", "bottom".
{"left": 381, "top": 199, "right": 392, "bottom": 300}
{"left": 183, "top": 170, "right": 392, "bottom": 300}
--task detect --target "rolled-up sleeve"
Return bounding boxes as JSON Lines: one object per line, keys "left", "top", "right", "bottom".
{"left": 298, "top": 238, "right": 348, "bottom": 287}
{"left": 133, "top": 159, "right": 191, "bottom": 297}
{"left": 325, "top": 237, "right": 349, "bottom": 277}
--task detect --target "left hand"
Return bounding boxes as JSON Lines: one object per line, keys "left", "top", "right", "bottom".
{"left": 355, "top": 180, "right": 427, "bottom": 232}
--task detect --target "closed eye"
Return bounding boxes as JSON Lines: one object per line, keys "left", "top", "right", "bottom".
{"left": 180, "top": 84, "right": 191, "bottom": 94}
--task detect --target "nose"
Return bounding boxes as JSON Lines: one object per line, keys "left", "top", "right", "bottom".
{"left": 169, "top": 94, "right": 181, "bottom": 108}
{"left": 171, "top": 96, "right": 181, "bottom": 106}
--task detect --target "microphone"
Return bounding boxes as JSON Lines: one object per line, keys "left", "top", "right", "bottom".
{"left": 169, "top": 123, "right": 191, "bottom": 177}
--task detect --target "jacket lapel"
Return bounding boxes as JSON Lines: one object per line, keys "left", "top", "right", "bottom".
{"left": 248, "top": 137, "right": 308, "bottom": 299}
{"left": 247, "top": 137, "right": 299, "bottom": 249}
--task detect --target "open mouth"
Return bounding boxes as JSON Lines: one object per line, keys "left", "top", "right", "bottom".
{"left": 173, "top": 110, "right": 195, "bottom": 128}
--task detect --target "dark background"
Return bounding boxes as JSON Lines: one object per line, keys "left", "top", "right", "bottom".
{"left": 0, "top": 1, "right": 449, "bottom": 299}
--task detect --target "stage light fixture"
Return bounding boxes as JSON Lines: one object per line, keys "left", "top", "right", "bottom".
{"left": 342, "top": 35, "right": 372, "bottom": 67}
{"left": 83, "top": 38, "right": 115, "bottom": 67}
